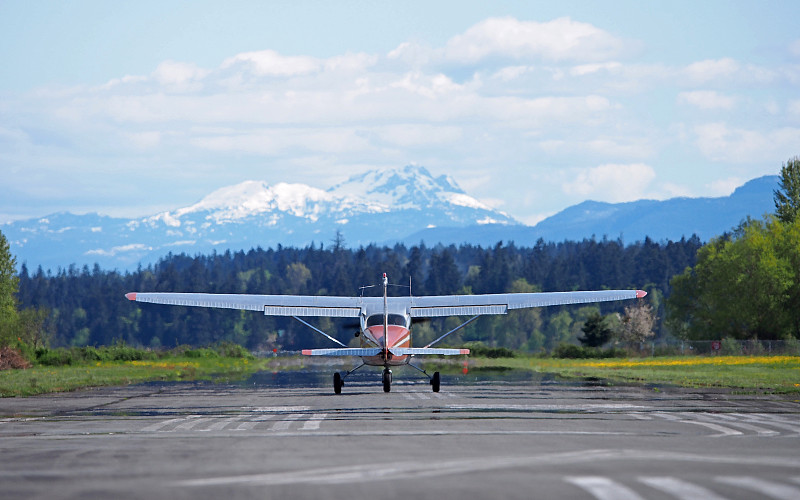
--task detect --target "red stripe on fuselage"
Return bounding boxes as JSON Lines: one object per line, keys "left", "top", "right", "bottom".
{"left": 363, "top": 325, "right": 410, "bottom": 366}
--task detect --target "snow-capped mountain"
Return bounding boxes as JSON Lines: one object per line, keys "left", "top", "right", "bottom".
{"left": 3, "top": 165, "right": 518, "bottom": 270}
{"left": 2, "top": 166, "right": 779, "bottom": 271}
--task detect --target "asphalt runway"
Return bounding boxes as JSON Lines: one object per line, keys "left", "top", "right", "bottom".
{"left": 0, "top": 365, "right": 799, "bottom": 500}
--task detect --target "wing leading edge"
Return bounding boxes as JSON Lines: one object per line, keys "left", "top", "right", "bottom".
{"left": 125, "top": 289, "right": 646, "bottom": 318}
{"left": 125, "top": 292, "right": 362, "bottom": 318}
{"left": 407, "top": 289, "right": 646, "bottom": 318}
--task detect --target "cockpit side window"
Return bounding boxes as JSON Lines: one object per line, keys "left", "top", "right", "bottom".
{"left": 366, "top": 314, "right": 407, "bottom": 327}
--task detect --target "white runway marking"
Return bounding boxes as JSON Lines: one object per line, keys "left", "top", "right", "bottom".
{"left": 740, "top": 414, "right": 800, "bottom": 435}
{"left": 678, "top": 420, "right": 743, "bottom": 437}
{"left": 652, "top": 412, "right": 743, "bottom": 437}
{"left": 141, "top": 417, "right": 189, "bottom": 432}
{"left": 270, "top": 414, "right": 300, "bottom": 431}
{"left": 300, "top": 414, "right": 327, "bottom": 430}
{"left": 201, "top": 417, "right": 244, "bottom": 432}
{"left": 627, "top": 412, "right": 652, "bottom": 420}
{"left": 686, "top": 413, "right": 779, "bottom": 437}
{"left": 716, "top": 476, "right": 800, "bottom": 500}
{"left": 173, "top": 417, "right": 212, "bottom": 431}
{"left": 638, "top": 476, "right": 728, "bottom": 500}
{"left": 235, "top": 415, "right": 274, "bottom": 431}
{"left": 249, "top": 406, "right": 310, "bottom": 412}
{"left": 565, "top": 476, "right": 644, "bottom": 500}
{"left": 651, "top": 411, "right": 683, "bottom": 421}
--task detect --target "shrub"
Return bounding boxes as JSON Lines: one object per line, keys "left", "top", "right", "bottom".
{"left": 214, "top": 341, "right": 253, "bottom": 359}
{"left": 553, "top": 343, "right": 627, "bottom": 359}
{"left": 184, "top": 348, "right": 219, "bottom": 359}
{"left": 36, "top": 347, "right": 74, "bottom": 366}
{"left": 461, "top": 341, "right": 516, "bottom": 358}
{"left": 720, "top": 337, "right": 742, "bottom": 355}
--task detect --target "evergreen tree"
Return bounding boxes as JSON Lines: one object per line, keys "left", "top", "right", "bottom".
{"left": 578, "top": 312, "right": 612, "bottom": 347}
{"left": 0, "top": 230, "right": 19, "bottom": 345}
{"left": 774, "top": 156, "right": 800, "bottom": 224}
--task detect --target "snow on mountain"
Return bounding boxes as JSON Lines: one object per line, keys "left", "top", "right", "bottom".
{"left": 144, "top": 181, "right": 388, "bottom": 226}
{"left": 329, "top": 164, "right": 497, "bottom": 213}
{"left": 3, "top": 165, "right": 517, "bottom": 270}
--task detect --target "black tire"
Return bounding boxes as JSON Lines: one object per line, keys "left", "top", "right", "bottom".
{"left": 333, "top": 372, "right": 343, "bottom": 395}
{"left": 382, "top": 369, "right": 391, "bottom": 393}
{"left": 431, "top": 371, "right": 440, "bottom": 392}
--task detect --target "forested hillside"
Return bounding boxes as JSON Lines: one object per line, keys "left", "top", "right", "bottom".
{"left": 16, "top": 237, "right": 701, "bottom": 352}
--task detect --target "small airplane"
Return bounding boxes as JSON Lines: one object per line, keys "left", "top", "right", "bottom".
{"left": 126, "top": 274, "right": 645, "bottom": 394}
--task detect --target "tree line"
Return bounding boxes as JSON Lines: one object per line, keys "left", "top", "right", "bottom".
{"left": 11, "top": 235, "right": 700, "bottom": 352}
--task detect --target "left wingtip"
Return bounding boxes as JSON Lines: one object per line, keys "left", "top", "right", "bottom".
{"left": 636, "top": 290, "right": 647, "bottom": 298}
{"left": 125, "top": 292, "right": 137, "bottom": 301}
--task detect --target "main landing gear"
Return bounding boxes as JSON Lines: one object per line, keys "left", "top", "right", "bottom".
{"left": 332, "top": 366, "right": 441, "bottom": 394}
{"left": 431, "top": 371, "right": 440, "bottom": 392}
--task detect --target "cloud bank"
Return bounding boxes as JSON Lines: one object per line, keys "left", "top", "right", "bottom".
{"left": 1, "top": 15, "right": 798, "bottom": 223}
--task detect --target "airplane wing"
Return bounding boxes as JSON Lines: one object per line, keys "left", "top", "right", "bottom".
{"left": 125, "top": 289, "right": 645, "bottom": 318}
{"left": 407, "top": 289, "right": 646, "bottom": 318}
{"left": 301, "top": 347, "right": 470, "bottom": 356}
{"left": 124, "top": 292, "right": 363, "bottom": 318}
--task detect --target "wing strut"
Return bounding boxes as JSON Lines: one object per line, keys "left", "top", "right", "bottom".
{"left": 424, "top": 315, "right": 480, "bottom": 348}
{"left": 292, "top": 316, "right": 347, "bottom": 347}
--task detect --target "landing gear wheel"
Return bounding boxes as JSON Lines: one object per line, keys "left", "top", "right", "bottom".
{"left": 382, "top": 368, "right": 392, "bottom": 393}
{"left": 431, "top": 371, "right": 440, "bottom": 392}
{"left": 333, "top": 372, "right": 343, "bottom": 394}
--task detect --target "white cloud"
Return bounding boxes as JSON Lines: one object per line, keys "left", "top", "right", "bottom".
{"left": 570, "top": 62, "right": 622, "bottom": 76}
{"left": 152, "top": 60, "right": 209, "bottom": 86}
{"left": 443, "top": 17, "right": 626, "bottom": 64}
{"left": 683, "top": 58, "right": 740, "bottom": 84}
{"left": 707, "top": 177, "right": 744, "bottom": 196}
{"left": 562, "top": 163, "right": 656, "bottom": 202}
{"left": 368, "top": 124, "right": 463, "bottom": 147}
{"left": 221, "top": 50, "right": 321, "bottom": 77}
{"left": 677, "top": 90, "right": 737, "bottom": 110}
{"left": 491, "top": 65, "right": 531, "bottom": 81}
{"left": 694, "top": 122, "right": 800, "bottom": 163}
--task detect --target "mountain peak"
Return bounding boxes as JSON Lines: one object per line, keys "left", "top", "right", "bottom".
{"left": 328, "top": 164, "right": 497, "bottom": 214}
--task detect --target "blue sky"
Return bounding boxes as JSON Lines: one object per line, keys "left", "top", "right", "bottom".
{"left": 2, "top": 0, "right": 799, "bottom": 225}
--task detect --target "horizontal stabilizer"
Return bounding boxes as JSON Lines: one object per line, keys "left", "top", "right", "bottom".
{"left": 390, "top": 348, "right": 470, "bottom": 356}
{"left": 301, "top": 348, "right": 382, "bottom": 356}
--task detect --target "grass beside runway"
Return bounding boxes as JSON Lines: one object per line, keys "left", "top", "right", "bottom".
{"left": 0, "top": 357, "right": 272, "bottom": 397}
{"left": 471, "top": 355, "right": 800, "bottom": 394}
{"left": 3, "top": 353, "right": 798, "bottom": 397}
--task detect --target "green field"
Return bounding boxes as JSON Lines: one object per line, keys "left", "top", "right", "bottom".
{"left": 0, "top": 357, "right": 271, "bottom": 397}
{"left": 2, "top": 354, "right": 799, "bottom": 397}
{"left": 472, "top": 355, "right": 800, "bottom": 394}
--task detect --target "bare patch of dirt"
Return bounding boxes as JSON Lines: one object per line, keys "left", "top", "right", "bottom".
{"left": 0, "top": 347, "right": 31, "bottom": 370}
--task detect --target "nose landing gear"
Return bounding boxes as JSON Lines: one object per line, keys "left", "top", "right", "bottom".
{"left": 382, "top": 368, "right": 392, "bottom": 392}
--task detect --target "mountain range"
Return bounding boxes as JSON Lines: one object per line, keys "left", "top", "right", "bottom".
{"left": 1, "top": 165, "right": 779, "bottom": 271}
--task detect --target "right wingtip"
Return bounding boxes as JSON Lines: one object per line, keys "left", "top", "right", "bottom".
{"left": 125, "top": 292, "right": 137, "bottom": 301}
{"left": 636, "top": 290, "right": 647, "bottom": 299}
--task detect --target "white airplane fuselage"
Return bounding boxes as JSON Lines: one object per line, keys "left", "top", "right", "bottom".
{"left": 359, "top": 316, "right": 412, "bottom": 367}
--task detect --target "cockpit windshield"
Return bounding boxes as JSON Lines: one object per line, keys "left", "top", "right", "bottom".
{"left": 366, "top": 314, "right": 407, "bottom": 328}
